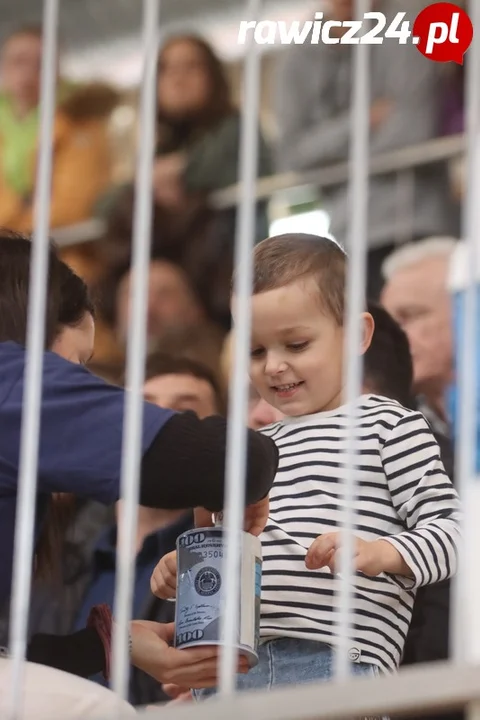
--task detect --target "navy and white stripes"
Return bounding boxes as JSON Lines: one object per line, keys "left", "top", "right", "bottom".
{"left": 259, "top": 394, "right": 460, "bottom": 673}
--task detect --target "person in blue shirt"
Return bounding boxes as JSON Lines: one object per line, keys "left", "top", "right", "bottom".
{"left": 0, "top": 232, "right": 277, "bottom": 687}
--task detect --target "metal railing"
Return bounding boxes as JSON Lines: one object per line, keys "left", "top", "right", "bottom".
{"left": 211, "top": 132, "right": 465, "bottom": 209}
{"left": 50, "top": 132, "right": 465, "bottom": 248}
{"left": 138, "top": 660, "right": 480, "bottom": 720}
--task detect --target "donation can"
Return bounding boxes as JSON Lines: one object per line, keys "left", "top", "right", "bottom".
{"left": 174, "top": 527, "right": 262, "bottom": 667}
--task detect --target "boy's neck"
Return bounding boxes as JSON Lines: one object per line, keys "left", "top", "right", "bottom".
{"left": 286, "top": 391, "right": 367, "bottom": 420}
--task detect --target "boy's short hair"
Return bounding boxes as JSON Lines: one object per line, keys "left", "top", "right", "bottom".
{"left": 251, "top": 233, "right": 346, "bottom": 324}
{"left": 364, "top": 301, "right": 415, "bottom": 409}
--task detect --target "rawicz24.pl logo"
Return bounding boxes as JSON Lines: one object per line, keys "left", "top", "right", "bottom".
{"left": 238, "top": 2, "right": 474, "bottom": 64}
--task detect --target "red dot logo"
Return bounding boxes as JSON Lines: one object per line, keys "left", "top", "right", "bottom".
{"left": 413, "top": 2, "right": 473, "bottom": 65}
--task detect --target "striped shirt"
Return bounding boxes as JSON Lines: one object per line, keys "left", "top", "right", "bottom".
{"left": 259, "top": 394, "right": 460, "bottom": 673}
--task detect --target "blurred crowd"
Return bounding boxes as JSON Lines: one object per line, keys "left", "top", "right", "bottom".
{"left": 0, "top": 0, "right": 469, "bottom": 715}
{"left": 0, "top": 0, "right": 466, "bottom": 381}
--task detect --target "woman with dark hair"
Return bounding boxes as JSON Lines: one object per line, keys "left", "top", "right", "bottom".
{"left": 0, "top": 233, "right": 277, "bottom": 687}
{"left": 151, "top": 33, "right": 271, "bottom": 205}
{"left": 104, "top": 34, "right": 272, "bottom": 329}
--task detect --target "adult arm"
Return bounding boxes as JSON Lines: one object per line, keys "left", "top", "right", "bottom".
{"left": 3, "top": 348, "right": 278, "bottom": 510}
{"left": 27, "top": 621, "right": 231, "bottom": 687}
{"left": 139, "top": 411, "right": 276, "bottom": 511}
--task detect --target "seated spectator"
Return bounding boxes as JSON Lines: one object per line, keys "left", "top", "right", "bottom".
{"left": 143, "top": 349, "right": 224, "bottom": 416}
{"left": 103, "top": 34, "right": 272, "bottom": 327}
{"left": 152, "top": 34, "right": 271, "bottom": 205}
{"left": 106, "top": 257, "right": 213, "bottom": 353}
{"left": 0, "top": 25, "right": 119, "bottom": 277}
{"left": 142, "top": 352, "right": 222, "bottom": 417}
{"left": 274, "top": 0, "right": 458, "bottom": 298}
{"left": 380, "top": 237, "right": 458, "bottom": 438}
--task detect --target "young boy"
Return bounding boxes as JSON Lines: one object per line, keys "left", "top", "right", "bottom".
{"left": 152, "top": 233, "right": 460, "bottom": 692}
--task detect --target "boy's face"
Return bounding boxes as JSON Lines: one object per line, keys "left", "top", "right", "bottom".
{"left": 247, "top": 277, "right": 346, "bottom": 417}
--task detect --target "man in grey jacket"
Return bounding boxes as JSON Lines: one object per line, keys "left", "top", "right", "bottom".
{"left": 274, "top": 0, "right": 458, "bottom": 298}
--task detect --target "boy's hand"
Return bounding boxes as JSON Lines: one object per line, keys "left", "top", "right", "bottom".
{"left": 305, "top": 532, "right": 413, "bottom": 577}
{"left": 151, "top": 550, "right": 177, "bottom": 599}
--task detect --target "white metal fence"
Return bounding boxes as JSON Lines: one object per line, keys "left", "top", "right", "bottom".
{"left": 4, "top": 0, "right": 479, "bottom": 717}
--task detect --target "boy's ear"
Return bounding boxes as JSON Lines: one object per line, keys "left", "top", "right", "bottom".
{"left": 360, "top": 312, "right": 375, "bottom": 355}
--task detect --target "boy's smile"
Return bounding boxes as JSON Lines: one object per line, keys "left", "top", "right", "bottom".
{"left": 271, "top": 380, "right": 305, "bottom": 398}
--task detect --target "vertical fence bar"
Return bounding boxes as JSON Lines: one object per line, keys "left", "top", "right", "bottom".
{"left": 335, "top": 0, "right": 371, "bottom": 681}
{"left": 450, "top": 0, "right": 480, "bottom": 665}
{"left": 6, "top": 0, "right": 59, "bottom": 716}
{"left": 110, "top": 0, "right": 159, "bottom": 702}
{"left": 219, "top": 0, "right": 262, "bottom": 696}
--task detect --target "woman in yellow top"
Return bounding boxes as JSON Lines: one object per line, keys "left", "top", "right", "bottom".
{"left": 0, "top": 25, "right": 118, "bottom": 235}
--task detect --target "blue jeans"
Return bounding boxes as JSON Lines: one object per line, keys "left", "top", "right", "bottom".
{"left": 194, "top": 638, "right": 381, "bottom": 700}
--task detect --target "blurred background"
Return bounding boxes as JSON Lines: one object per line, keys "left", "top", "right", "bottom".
{"left": 0, "top": 0, "right": 467, "bottom": 385}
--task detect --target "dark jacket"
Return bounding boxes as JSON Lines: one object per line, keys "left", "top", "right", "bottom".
{"left": 0, "top": 500, "right": 112, "bottom": 646}
{"left": 401, "top": 428, "right": 461, "bottom": 720}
